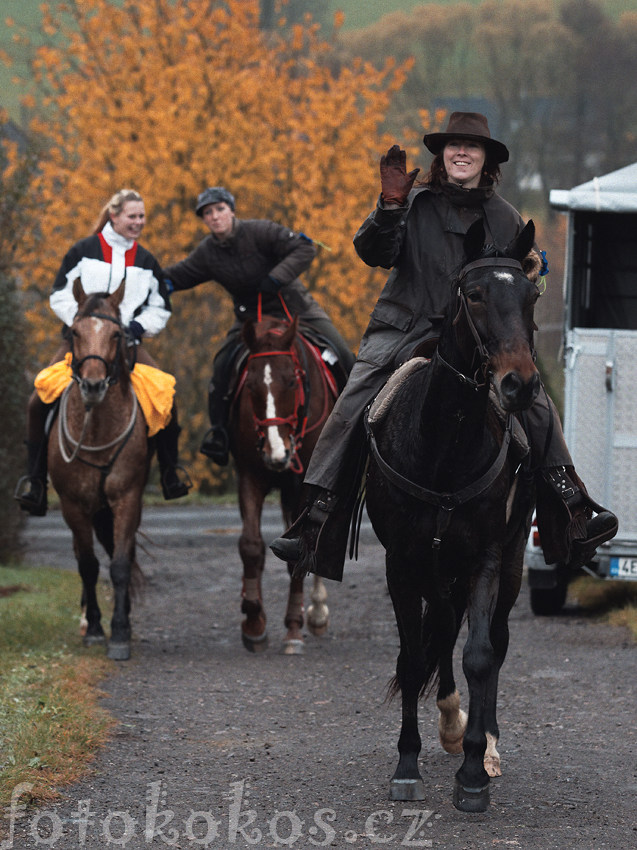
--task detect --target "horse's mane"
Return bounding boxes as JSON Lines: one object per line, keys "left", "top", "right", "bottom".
{"left": 76, "top": 291, "right": 119, "bottom": 320}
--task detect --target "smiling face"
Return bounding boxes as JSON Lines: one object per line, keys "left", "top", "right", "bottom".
{"left": 443, "top": 138, "right": 486, "bottom": 188}
{"left": 110, "top": 200, "right": 146, "bottom": 240}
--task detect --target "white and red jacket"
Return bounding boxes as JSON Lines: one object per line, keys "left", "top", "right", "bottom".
{"left": 50, "top": 222, "right": 171, "bottom": 336}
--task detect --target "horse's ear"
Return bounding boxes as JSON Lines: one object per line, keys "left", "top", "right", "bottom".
{"left": 242, "top": 319, "right": 257, "bottom": 351}
{"left": 279, "top": 315, "right": 299, "bottom": 350}
{"left": 463, "top": 218, "right": 487, "bottom": 263}
{"left": 73, "top": 277, "right": 86, "bottom": 306}
{"left": 110, "top": 279, "right": 126, "bottom": 311}
{"left": 508, "top": 220, "right": 536, "bottom": 262}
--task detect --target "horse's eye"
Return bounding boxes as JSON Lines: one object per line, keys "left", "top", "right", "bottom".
{"left": 466, "top": 290, "right": 483, "bottom": 304}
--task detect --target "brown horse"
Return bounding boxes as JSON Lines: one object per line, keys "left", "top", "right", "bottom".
{"left": 230, "top": 315, "right": 336, "bottom": 653}
{"left": 48, "top": 279, "right": 149, "bottom": 661}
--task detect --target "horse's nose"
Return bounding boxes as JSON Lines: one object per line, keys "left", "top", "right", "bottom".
{"left": 80, "top": 377, "right": 108, "bottom": 406}
{"left": 499, "top": 370, "right": 540, "bottom": 411}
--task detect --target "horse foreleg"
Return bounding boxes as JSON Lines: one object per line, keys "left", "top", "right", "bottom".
{"left": 307, "top": 575, "right": 329, "bottom": 637}
{"left": 107, "top": 500, "right": 141, "bottom": 661}
{"left": 283, "top": 572, "right": 305, "bottom": 655}
{"left": 387, "top": 555, "right": 427, "bottom": 801}
{"left": 454, "top": 545, "right": 501, "bottom": 813}
{"left": 482, "top": 541, "right": 525, "bottom": 778}
{"left": 238, "top": 478, "right": 268, "bottom": 652}
{"left": 65, "top": 507, "right": 105, "bottom": 646}
{"left": 436, "top": 594, "right": 467, "bottom": 754}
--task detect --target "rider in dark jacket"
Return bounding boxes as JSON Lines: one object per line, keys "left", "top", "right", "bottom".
{"left": 164, "top": 187, "right": 354, "bottom": 465}
{"left": 270, "top": 112, "right": 618, "bottom": 580}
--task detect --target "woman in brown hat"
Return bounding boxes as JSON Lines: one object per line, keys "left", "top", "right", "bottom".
{"left": 270, "top": 112, "right": 617, "bottom": 580}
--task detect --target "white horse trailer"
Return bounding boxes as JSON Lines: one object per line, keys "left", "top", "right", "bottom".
{"left": 527, "top": 162, "right": 637, "bottom": 613}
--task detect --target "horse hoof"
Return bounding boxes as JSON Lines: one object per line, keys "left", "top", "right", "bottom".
{"left": 389, "top": 778, "right": 425, "bottom": 801}
{"left": 241, "top": 630, "right": 268, "bottom": 653}
{"left": 83, "top": 633, "right": 106, "bottom": 647}
{"left": 282, "top": 638, "right": 305, "bottom": 655}
{"left": 453, "top": 779, "right": 490, "bottom": 813}
{"left": 107, "top": 642, "right": 131, "bottom": 661}
{"left": 307, "top": 603, "right": 329, "bottom": 636}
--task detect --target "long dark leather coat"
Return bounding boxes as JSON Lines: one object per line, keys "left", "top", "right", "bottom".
{"left": 353, "top": 183, "right": 525, "bottom": 367}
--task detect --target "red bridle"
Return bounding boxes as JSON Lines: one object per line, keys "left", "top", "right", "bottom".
{"left": 240, "top": 296, "right": 336, "bottom": 474}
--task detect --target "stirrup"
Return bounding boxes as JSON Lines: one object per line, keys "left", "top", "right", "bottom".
{"left": 161, "top": 465, "right": 192, "bottom": 500}
{"left": 200, "top": 427, "right": 229, "bottom": 465}
{"left": 14, "top": 476, "right": 48, "bottom": 516}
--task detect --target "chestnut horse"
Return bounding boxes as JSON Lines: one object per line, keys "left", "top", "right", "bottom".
{"left": 48, "top": 280, "right": 149, "bottom": 661}
{"left": 365, "top": 220, "right": 541, "bottom": 811}
{"left": 230, "top": 315, "right": 337, "bottom": 654}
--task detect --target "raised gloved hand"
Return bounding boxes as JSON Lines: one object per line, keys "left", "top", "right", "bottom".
{"left": 380, "top": 144, "right": 420, "bottom": 206}
{"left": 127, "top": 320, "right": 145, "bottom": 345}
{"left": 259, "top": 275, "right": 281, "bottom": 294}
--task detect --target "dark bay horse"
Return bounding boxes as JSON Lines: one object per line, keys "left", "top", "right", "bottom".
{"left": 230, "top": 314, "right": 337, "bottom": 653}
{"left": 365, "top": 220, "right": 541, "bottom": 812}
{"left": 48, "top": 279, "right": 149, "bottom": 661}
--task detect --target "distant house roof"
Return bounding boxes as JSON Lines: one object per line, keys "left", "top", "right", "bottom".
{"left": 550, "top": 162, "right": 637, "bottom": 213}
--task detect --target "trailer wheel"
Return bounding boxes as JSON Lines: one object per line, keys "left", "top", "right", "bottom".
{"left": 530, "top": 575, "right": 568, "bottom": 616}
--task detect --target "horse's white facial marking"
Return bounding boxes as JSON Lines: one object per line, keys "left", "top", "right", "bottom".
{"left": 494, "top": 271, "right": 514, "bottom": 285}
{"left": 263, "top": 363, "right": 286, "bottom": 461}
{"left": 91, "top": 317, "right": 105, "bottom": 332}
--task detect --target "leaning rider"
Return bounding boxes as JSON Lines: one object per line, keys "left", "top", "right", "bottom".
{"left": 163, "top": 186, "right": 355, "bottom": 466}
{"left": 15, "top": 188, "right": 191, "bottom": 516}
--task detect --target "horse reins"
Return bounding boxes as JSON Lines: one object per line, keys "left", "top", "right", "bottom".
{"left": 245, "top": 293, "right": 334, "bottom": 474}
{"left": 60, "top": 310, "right": 139, "bottom": 474}
{"left": 367, "top": 256, "right": 531, "bottom": 586}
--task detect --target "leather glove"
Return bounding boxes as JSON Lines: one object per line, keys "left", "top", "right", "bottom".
{"left": 380, "top": 144, "right": 420, "bottom": 206}
{"left": 259, "top": 275, "right": 281, "bottom": 294}
{"left": 127, "top": 320, "right": 145, "bottom": 345}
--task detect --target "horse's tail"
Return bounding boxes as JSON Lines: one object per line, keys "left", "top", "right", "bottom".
{"left": 385, "top": 596, "right": 467, "bottom": 702}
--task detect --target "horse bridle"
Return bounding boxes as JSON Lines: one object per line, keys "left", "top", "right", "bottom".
{"left": 435, "top": 256, "right": 535, "bottom": 389}
{"left": 245, "top": 334, "right": 333, "bottom": 475}
{"left": 60, "top": 310, "right": 138, "bottom": 469}
{"left": 70, "top": 311, "right": 125, "bottom": 388}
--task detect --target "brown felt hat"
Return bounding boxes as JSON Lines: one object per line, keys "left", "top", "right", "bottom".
{"left": 423, "top": 112, "right": 509, "bottom": 164}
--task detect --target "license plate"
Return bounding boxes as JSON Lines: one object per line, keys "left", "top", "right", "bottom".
{"left": 609, "top": 557, "right": 637, "bottom": 580}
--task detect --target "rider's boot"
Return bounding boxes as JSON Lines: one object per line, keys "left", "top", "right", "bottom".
{"left": 536, "top": 465, "right": 618, "bottom": 570}
{"left": 15, "top": 439, "right": 48, "bottom": 516}
{"left": 155, "top": 416, "right": 192, "bottom": 500}
{"left": 200, "top": 371, "right": 232, "bottom": 466}
{"left": 269, "top": 486, "right": 339, "bottom": 574}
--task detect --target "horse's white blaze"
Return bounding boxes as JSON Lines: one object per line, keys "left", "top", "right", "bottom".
{"left": 494, "top": 271, "right": 514, "bottom": 284}
{"left": 263, "top": 363, "right": 286, "bottom": 461}
{"left": 90, "top": 317, "right": 105, "bottom": 332}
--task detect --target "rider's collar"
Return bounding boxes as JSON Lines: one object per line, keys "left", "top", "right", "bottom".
{"left": 102, "top": 221, "right": 135, "bottom": 251}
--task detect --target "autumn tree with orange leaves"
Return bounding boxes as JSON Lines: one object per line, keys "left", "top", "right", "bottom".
{"left": 7, "top": 0, "right": 442, "bottom": 490}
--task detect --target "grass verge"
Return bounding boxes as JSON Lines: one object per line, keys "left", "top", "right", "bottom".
{"left": 569, "top": 576, "right": 637, "bottom": 639}
{"left": 0, "top": 563, "right": 115, "bottom": 810}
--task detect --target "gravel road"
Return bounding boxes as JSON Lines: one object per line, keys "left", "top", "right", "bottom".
{"left": 4, "top": 503, "right": 636, "bottom": 849}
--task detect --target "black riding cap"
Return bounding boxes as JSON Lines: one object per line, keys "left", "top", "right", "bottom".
{"left": 423, "top": 112, "right": 509, "bottom": 164}
{"left": 196, "top": 186, "right": 236, "bottom": 216}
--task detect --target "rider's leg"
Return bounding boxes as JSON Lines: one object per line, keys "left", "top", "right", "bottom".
{"left": 200, "top": 333, "right": 241, "bottom": 465}
{"left": 135, "top": 346, "right": 191, "bottom": 500}
{"left": 301, "top": 318, "right": 356, "bottom": 392}
{"left": 15, "top": 391, "right": 51, "bottom": 516}
{"left": 270, "top": 356, "right": 387, "bottom": 577}
{"left": 525, "top": 388, "right": 618, "bottom": 568}
{"left": 154, "top": 403, "right": 192, "bottom": 500}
